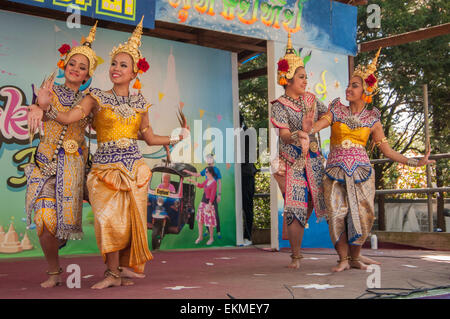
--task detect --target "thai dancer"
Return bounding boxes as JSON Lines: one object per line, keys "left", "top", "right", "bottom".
{"left": 29, "top": 17, "right": 187, "bottom": 288}
{"left": 26, "top": 22, "right": 99, "bottom": 288}
{"left": 270, "top": 34, "right": 328, "bottom": 269}
{"left": 300, "top": 49, "right": 434, "bottom": 271}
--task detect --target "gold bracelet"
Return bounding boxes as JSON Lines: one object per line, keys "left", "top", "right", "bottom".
{"left": 141, "top": 126, "right": 149, "bottom": 134}
{"left": 320, "top": 114, "right": 332, "bottom": 125}
{"left": 406, "top": 158, "right": 419, "bottom": 167}
{"left": 45, "top": 104, "right": 58, "bottom": 120}
{"left": 74, "top": 105, "right": 86, "bottom": 119}
{"left": 375, "top": 137, "right": 388, "bottom": 147}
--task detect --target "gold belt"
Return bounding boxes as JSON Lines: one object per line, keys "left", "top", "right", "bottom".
{"left": 41, "top": 136, "right": 82, "bottom": 154}
{"left": 98, "top": 138, "right": 137, "bottom": 149}
{"left": 332, "top": 139, "right": 365, "bottom": 150}
{"left": 293, "top": 140, "right": 319, "bottom": 153}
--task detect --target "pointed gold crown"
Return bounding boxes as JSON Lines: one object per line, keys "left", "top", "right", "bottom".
{"left": 64, "top": 21, "right": 99, "bottom": 77}
{"left": 353, "top": 47, "right": 381, "bottom": 91}
{"left": 277, "top": 33, "right": 304, "bottom": 86}
{"left": 110, "top": 15, "right": 144, "bottom": 73}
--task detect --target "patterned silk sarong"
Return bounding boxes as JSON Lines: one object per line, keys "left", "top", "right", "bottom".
{"left": 324, "top": 169, "right": 375, "bottom": 245}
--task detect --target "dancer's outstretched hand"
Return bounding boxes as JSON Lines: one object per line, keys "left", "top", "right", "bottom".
{"left": 302, "top": 109, "right": 314, "bottom": 134}
{"left": 37, "top": 75, "right": 55, "bottom": 109}
{"left": 177, "top": 108, "right": 190, "bottom": 140}
{"left": 28, "top": 104, "right": 43, "bottom": 137}
{"left": 417, "top": 149, "right": 435, "bottom": 167}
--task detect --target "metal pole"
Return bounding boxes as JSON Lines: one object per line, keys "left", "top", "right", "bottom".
{"left": 423, "top": 84, "right": 433, "bottom": 232}
{"left": 375, "top": 187, "right": 450, "bottom": 195}
{"left": 370, "top": 152, "right": 450, "bottom": 165}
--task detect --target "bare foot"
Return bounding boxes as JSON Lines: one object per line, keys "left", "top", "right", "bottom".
{"left": 332, "top": 260, "right": 350, "bottom": 272}
{"left": 287, "top": 254, "right": 302, "bottom": 269}
{"left": 121, "top": 278, "right": 135, "bottom": 286}
{"left": 195, "top": 237, "right": 203, "bottom": 244}
{"left": 360, "top": 255, "right": 381, "bottom": 265}
{"left": 349, "top": 258, "right": 369, "bottom": 270}
{"left": 40, "top": 275, "right": 62, "bottom": 288}
{"left": 91, "top": 275, "right": 121, "bottom": 289}
{"left": 120, "top": 267, "right": 146, "bottom": 279}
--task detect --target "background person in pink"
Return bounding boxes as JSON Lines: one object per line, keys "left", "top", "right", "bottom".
{"left": 187, "top": 166, "right": 217, "bottom": 246}
{"left": 184, "top": 153, "right": 222, "bottom": 238}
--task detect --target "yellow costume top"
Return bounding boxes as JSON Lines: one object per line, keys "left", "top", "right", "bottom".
{"left": 88, "top": 88, "right": 151, "bottom": 179}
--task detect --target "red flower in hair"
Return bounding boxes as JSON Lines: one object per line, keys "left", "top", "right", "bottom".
{"left": 137, "top": 58, "right": 150, "bottom": 73}
{"left": 58, "top": 44, "right": 71, "bottom": 55}
{"left": 277, "top": 59, "right": 289, "bottom": 72}
{"left": 365, "top": 74, "right": 377, "bottom": 87}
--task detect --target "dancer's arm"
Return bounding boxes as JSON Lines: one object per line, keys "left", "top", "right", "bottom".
{"left": 371, "top": 122, "right": 434, "bottom": 167}
{"left": 279, "top": 128, "right": 310, "bottom": 157}
{"left": 139, "top": 112, "right": 184, "bottom": 146}
{"left": 279, "top": 128, "right": 297, "bottom": 145}
{"left": 28, "top": 77, "right": 56, "bottom": 131}
{"left": 50, "top": 95, "right": 97, "bottom": 125}
{"left": 299, "top": 110, "right": 332, "bottom": 139}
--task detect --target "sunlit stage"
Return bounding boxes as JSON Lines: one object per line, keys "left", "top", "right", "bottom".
{"left": 0, "top": 246, "right": 449, "bottom": 299}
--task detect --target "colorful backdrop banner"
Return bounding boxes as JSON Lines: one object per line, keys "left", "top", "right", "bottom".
{"left": 8, "top": 0, "right": 156, "bottom": 29}
{"left": 0, "top": 9, "right": 236, "bottom": 258}
{"left": 156, "top": 0, "right": 357, "bottom": 55}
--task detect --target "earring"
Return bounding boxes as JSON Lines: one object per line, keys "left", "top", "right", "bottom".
{"left": 133, "top": 77, "right": 142, "bottom": 92}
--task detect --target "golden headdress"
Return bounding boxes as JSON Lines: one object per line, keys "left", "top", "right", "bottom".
{"left": 277, "top": 33, "right": 304, "bottom": 86}
{"left": 352, "top": 47, "right": 381, "bottom": 103}
{"left": 109, "top": 15, "right": 149, "bottom": 90}
{"left": 57, "top": 21, "right": 98, "bottom": 77}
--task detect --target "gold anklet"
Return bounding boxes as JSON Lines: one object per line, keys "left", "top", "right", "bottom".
{"left": 337, "top": 256, "right": 350, "bottom": 263}
{"left": 104, "top": 269, "right": 121, "bottom": 279}
{"left": 46, "top": 268, "right": 63, "bottom": 276}
{"left": 290, "top": 254, "right": 303, "bottom": 260}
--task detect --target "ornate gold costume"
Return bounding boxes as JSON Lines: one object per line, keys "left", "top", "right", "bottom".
{"left": 25, "top": 23, "right": 98, "bottom": 243}
{"left": 86, "top": 88, "right": 152, "bottom": 273}
{"left": 25, "top": 86, "right": 88, "bottom": 240}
